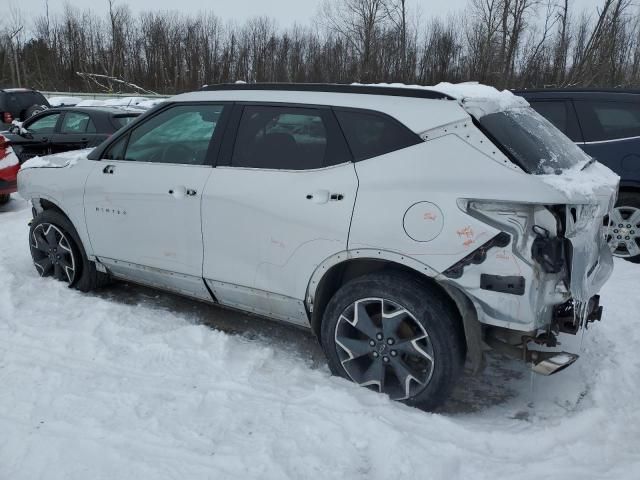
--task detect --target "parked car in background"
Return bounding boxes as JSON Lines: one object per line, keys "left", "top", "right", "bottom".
{"left": 0, "top": 88, "right": 50, "bottom": 129}
{"left": 2, "top": 106, "right": 141, "bottom": 162}
{"left": 0, "top": 135, "right": 19, "bottom": 205}
{"left": 516, "top": 89, "right": 640, "bottom": 262}
{"left": 18, "top": 83, "right": 618, "bottom": 409}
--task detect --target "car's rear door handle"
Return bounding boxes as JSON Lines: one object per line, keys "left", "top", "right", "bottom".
{"left": 103, "top": 165, "right": 116, "bottom": 174}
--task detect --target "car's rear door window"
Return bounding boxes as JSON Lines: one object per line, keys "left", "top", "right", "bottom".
{"left": 230, "top": 105, "right": 350, "bottom": 169}
{"left": 61, "top": 112, "right": 96, "bottom": 133}
{"left": 575, "top": 100, "right": 640, "bottom": 142}
{"left": 334, "top": 109, "right": 422, "bottom": 161}
{"left": 103, "top": 104, "right": 225, "bottom": 165}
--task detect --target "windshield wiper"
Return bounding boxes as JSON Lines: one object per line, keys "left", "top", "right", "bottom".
{"left": 581, "top": 157, "right": 596, "bottom": 171}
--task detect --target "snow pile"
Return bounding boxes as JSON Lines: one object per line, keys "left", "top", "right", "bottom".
{"left": 0, "top": 198, "right": 639, "bottom": 479}
{"left": 47, "top": 96, "right": 83, "bottom": 107}
{"left": 21, "top": 149, "right": 91, "bottom": 170}
{"left": 136, "top": 98, "right": 165, "bottom": 109}
{"left": 73, "top": 96, "right": 160, "bottom": 110}
{"left": 355, "top": 81, "right": 529, "bottom": 117}
{"left": 74, "top": 99, "right": 107, "bottom": 107}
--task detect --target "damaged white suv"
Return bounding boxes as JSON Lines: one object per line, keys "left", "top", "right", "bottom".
{"left": 18, "top": 83, "right": 619, "bottom": 409}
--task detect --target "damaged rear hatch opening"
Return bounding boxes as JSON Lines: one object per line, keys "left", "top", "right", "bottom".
{"left": 443, "top": 87, "right": 619, "bottom": 374}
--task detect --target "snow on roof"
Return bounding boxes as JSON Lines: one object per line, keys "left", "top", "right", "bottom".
{"left": 356, "top": 81, "right": 529, "bottom": 117}
{"left": 47, "top": 96, "right": 83, "bottom": 107}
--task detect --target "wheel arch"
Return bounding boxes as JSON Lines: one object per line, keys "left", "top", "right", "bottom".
{"left": 32, "top": 196, "right": 94, "bottom": 259}
{"left": 37, "top": 197, "right": 70, "bottom": 219}
{"left": 306, "top": 251, "right": 484, "bottom": 371}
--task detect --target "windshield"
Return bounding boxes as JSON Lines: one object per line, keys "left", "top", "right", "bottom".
{"left": 479, "top": 107, "right": 590, "bottom": 174}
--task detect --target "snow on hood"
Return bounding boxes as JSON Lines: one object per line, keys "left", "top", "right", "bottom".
{"left": 354, "top": 81, "right": 529, "bottom": 118}
{"left": 21, "top": 149, "right": 92, "bottom": 170}
{"left": 0, "top": 134, "right": 19, "bottom": 170}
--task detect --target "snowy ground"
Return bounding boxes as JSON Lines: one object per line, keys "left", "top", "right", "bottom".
{"left": 1, "top": 194, "right": 639, "bottom": 479}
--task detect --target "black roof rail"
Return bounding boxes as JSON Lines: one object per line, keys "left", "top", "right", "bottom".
{"left": 199, "top": 82, "right": 454, "bottom": 100}
{"left": 513, "top": 87, "right": 640, "bottom": 95}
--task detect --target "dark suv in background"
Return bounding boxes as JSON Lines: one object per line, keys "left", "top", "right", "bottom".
{"left": 516, "top": 89, "right": 640, "bottom": 262}
{"left": 0, "top": 88, "right": 50, "bottom": 128}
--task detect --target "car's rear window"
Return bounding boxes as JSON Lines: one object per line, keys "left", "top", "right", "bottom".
{"left": 15, "top": 91, "right": 48, "bottom": 108}
{"left": 111, "top": 115, "right": 139, "bottom": 129}
{"left": 479, "top": 107, "right": 590, "bottom": 174}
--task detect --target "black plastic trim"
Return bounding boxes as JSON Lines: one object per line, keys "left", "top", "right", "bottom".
{"left": 480, "top": 274, "right": 525, "bottom": 296}
{"left": 443, "top": 232, "right": 511, "bottom": 279}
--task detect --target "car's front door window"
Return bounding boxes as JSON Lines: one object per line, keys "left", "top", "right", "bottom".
{"left": 26, "top": 113, "right": 60, "bottom": 134}
{"left": 105, "top": 104, "right": 225, "bottom": 165}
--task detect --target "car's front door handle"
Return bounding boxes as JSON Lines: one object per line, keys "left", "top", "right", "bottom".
{"left": 168, "top": 186, "right": 197, "bottom": 198}
{"left": 103, "top": 165, "right": 116, "bottom": 174}
{"left": 306, "top": 190, "right": 343, "bottom": 204}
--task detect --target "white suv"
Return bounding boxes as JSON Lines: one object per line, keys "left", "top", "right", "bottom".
{"left": 18, "top": 83, "right": 619, "bottom": 409}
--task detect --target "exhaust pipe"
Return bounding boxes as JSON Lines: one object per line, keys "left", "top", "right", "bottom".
{"left": 530, "top": 351, "right": 579, "bottom": 376}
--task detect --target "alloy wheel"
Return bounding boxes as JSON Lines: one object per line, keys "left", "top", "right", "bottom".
{"left": 334, "top": 297, "right": 435, "bottom": 400}
{"left": 30, "top": 223, "right": 77, "bottom": 284}
{"left": 607, "top": 206, "right": 640, "bottom": 258}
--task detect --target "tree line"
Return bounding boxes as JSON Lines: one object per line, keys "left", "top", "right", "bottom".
{"left": 1, "top": 0, "right": 639, "bottom": 94}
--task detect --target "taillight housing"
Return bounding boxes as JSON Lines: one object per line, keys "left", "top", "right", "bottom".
{"left": 3, "top": 112, "right": 13, "bottom": 124}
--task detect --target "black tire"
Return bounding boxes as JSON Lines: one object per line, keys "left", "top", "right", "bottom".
{"left": 0, "top": 193, "right": 9, "bottom": 205}
{"left": 25, "top": 104, "right": 47, "bottom": 119}
{"left": 320, "top": 271, "right": 465, "bottom": 410}
{"left": 29, "top": 210, "right": 110, "bottom": 292}
{"left": 612, "top": 192, "right": 640, "bottom": 264}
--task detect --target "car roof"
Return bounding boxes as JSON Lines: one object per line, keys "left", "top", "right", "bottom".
{"left": 514, "top": 88, "right": 640, "bottom": 101}
{"left": 0, "top": 88, "right": 40, "bottom": 93}
{"left": 174, "top": 83, "right": 469, "bottom": 135}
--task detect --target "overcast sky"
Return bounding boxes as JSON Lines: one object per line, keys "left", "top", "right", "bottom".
{"left": 11, "top": 0, "right": 609, "bottom": 26}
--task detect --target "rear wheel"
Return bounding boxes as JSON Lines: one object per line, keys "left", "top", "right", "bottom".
{"left": 29, "top": 210, "right": 110, "bottom": 291}
{"left": 0, "top": 194, "right": 9, "bottom": 205}
{"left": 320, "top": 272, "right": 465, "bottom": 410}
{"left": 607, "top": 192, "right": 640, "bottom": 263}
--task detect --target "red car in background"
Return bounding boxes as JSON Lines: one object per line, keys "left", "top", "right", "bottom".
{"left": 0, "top": 134, "right": 19, "bottom": 204}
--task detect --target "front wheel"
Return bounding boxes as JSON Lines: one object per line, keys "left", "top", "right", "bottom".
{"left": 0, "top": 194, "right": 10, "bottom": 205}
{"left": 29, "top": 210, "right": 110, "bottom": 291}
{"left": 320, "top": 272, "right": 465, "bottom": 410}
{"left": 608, "top": 192, "right": 640, "bottom": 263}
